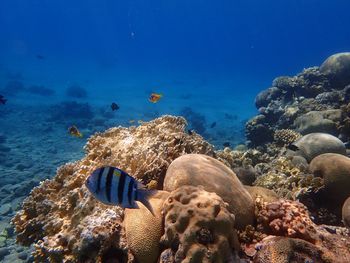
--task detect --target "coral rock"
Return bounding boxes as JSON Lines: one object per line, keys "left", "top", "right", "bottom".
{"left": 310, "top": 153, "right": 350, "bottom": 204}
{"left": 163, "top": 154, "right": 255, "bottom": 228}
{"left": 124, "top": 191, "right": 169, "bottom": 263}
{"left": 244, "top": 186, "right": 279, "bottom": 204}
{"left": 320, "top": 52, "right": 350, "bottom": 88}
{"left": 12, "top": 116, "right": 214, "bottom": 262}
{"left": 293, "top": 110, "right": 342, "bottom": 135}
{"left": 273, "top": 129, "right": 301, "bottom": 145}
{"left": 253, "top": 236, "right": 330, "bottom": 263}
{"left": 161, "top": 186, "right": 239, "bottom": 263}
{"left": 342, "top": 196, "right": 350, "bottom": 228}
{"left": 257, "top": 199, "right": 320, "bottom": 243}
{"left": 290, "top": 132, "right": 346, "bottom": 162}
{"left": 84, "top": 116, "right": 215, "bottom": 186}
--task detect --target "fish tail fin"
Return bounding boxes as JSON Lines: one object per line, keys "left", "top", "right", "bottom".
{"left": 137, "top": 189, "right": 157, "bottom": 216}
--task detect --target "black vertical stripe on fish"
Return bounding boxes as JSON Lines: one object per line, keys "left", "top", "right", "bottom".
{"left": 127, "top": 179, "right": 134, "bottom": 206}
{"left": 105, "top": 167, "right": 114, "bottom": 202}
{"left": 118, "top": 170, "right": 127, "bottom": 204}
{"left": 96, "top": 168, "right": 104, "bottom": 193}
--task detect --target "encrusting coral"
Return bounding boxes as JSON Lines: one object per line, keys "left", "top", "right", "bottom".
{"left": 160, "top": 185, "right": 240, "bottom": 263}
{"left": 12, "top": 116, "right": 215, "bottom": 262}
{"left": 256, "top": 199, "right": 320, "bottom": 243}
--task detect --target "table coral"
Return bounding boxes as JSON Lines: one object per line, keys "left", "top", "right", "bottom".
{"left": 12, "top": 116, "right": 215, "bottom": 262}
{"left": 161, "top": 186, "right": 239, "bottom": 263}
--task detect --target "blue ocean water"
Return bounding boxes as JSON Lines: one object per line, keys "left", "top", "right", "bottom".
{"left": 0, "top": 1, "right": 350, "bottom": 261}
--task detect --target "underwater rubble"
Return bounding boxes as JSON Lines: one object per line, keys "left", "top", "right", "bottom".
{"left": 8, "top": 52, "right": 350, "bottom": 262}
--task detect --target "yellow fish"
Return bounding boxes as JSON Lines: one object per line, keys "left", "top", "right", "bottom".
{"left": 149, "top": 93, "right": 162, "bottom": 103}
{"left": 68, "top": 125, "right": 83, "bottom": 138}
{"left": 129, "top": 120, "right": 135, "bottom": 124}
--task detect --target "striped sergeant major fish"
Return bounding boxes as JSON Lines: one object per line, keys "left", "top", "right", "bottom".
{"left": 85, "top": 166, "right": 155, "bottom": 215}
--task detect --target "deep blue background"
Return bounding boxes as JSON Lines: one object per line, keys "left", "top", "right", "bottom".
{"left": 0, "top": 0, "right": 349, "bottom": 103}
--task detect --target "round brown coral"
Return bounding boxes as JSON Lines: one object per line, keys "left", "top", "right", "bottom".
{"left": 124, "top": 191, "right": 169, "bottom": 263}
{"left": 161, "top": 185, "right": 239, "bottom": 263}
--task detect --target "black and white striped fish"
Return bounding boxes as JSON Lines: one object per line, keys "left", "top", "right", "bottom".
{"left": 85, "top": 166, "right": 155, "bottom": 214}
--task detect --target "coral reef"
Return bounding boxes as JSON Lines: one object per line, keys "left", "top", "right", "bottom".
{"left": 179, "top": 107, "right": 207, "bottom": 135}
{"left": 163, "top": 154, "right": 255, "bottom": 228}
{"left": 160, "top": 185, "right": 239, "bottom": 263}
{"left": 310, "top": 153, "right": 350, "bottom": 204}
{"left": 246, "top": 53, "right": 350, "bottom": 147}
{"left": 319, "top": 52, "right": 350, "bottom": 88}
{"left": 256, "top": 199, "right": 320, "bottom": 243}
{"left": 290, "top": 132, "right": 346, "bottom": 162}
{"left": 244, "top": 186, "right": 278, "bottom": 204}
{"left": 273, "top": 129, "right": 301, "bottom": 146}
{"left": 1, "top": 80, "right": 25, "bottom": 96}
{"left": 85, "top": 117, "right": 215, "bottom": 187}
{"left": 253, "top": 157, "right": 323, "bottom": 200}
{"left": 47, "top": 101, "right": 94, "bottom": 126}
{"left": 124, "top": 191, "right": 169, "bottom": 263}
{"left": 342, "top": 196, "right": 350, "bottom": 228}
{"left": 27, "top": 85, "right": 55, "bottom": 96}
{"left": 253, "top": 236, "right": 330, "bottom": 263}
{"left": 12, "top": 116, "right": 215, "bottom": 262}
{"left": 65, "top": 85, "right": 88, "bottom": 98}
{"left": 254, "top": 199, "right": 350, "bottom": 262}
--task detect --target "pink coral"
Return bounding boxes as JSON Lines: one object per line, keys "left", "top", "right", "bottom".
{"left": 257, "top": 200, "right": 319, "bottom": 243}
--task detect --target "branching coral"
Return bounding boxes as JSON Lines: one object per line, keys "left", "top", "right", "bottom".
{"left": 253, "top": 157, "right": 323, "bottom": 199}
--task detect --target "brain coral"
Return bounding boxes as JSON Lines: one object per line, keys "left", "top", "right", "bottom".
{"left": 163, "top": 154, "right": 255, "bottom": 229}
{"left": 161, "top": 186, "right": 239, "bottom": 263}
{"left": 310, "top": 153, "right": 350, "bottom": 204}
{"left": 12, "top": 116, "right": 215, "bottom": 262}
{"left": 124, "top": 191, "right": 169, "bottom": 263}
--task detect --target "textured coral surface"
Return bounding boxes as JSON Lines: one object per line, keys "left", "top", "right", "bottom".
{"left": 12, "top": 116, "right": 215, "bottom": 262}
{"left": 161, "top": 185, "right": 239, "bottom": 263}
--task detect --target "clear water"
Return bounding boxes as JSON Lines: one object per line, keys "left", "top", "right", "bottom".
{"left": 0, "top": 0, "right": 350, "bottom": 262}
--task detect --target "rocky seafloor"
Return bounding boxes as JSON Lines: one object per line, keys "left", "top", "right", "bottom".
{"left": 3, "top": 52, "right": 350, "bottom": 262}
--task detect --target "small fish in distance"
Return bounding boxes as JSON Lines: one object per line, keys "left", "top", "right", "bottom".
{"left": 149, "top": 93, "right": 162, "bottom": 103}
{"left": 111, "top": 102, "right": 119, "bottom": 111}
{"left": 0, "top": 95, "right": 7, "bottom": 105}
{"left": 85, "top": 166, "right": 155, "bottom": 215}
{"left": 210, "top": 122, "right": 216, "bottom": 128}
{"left": 68, "top": 125, "right": 83, "bottom": 138}
{"left": 36, "top": 54, "right": 45, "bottom": 60}
{"left": 223, "top": 142, "right": 230, "bottom": 147}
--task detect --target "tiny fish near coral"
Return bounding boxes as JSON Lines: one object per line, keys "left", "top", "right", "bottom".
{"left": 85, "top": 166, "right": 156, "bottom": 215}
